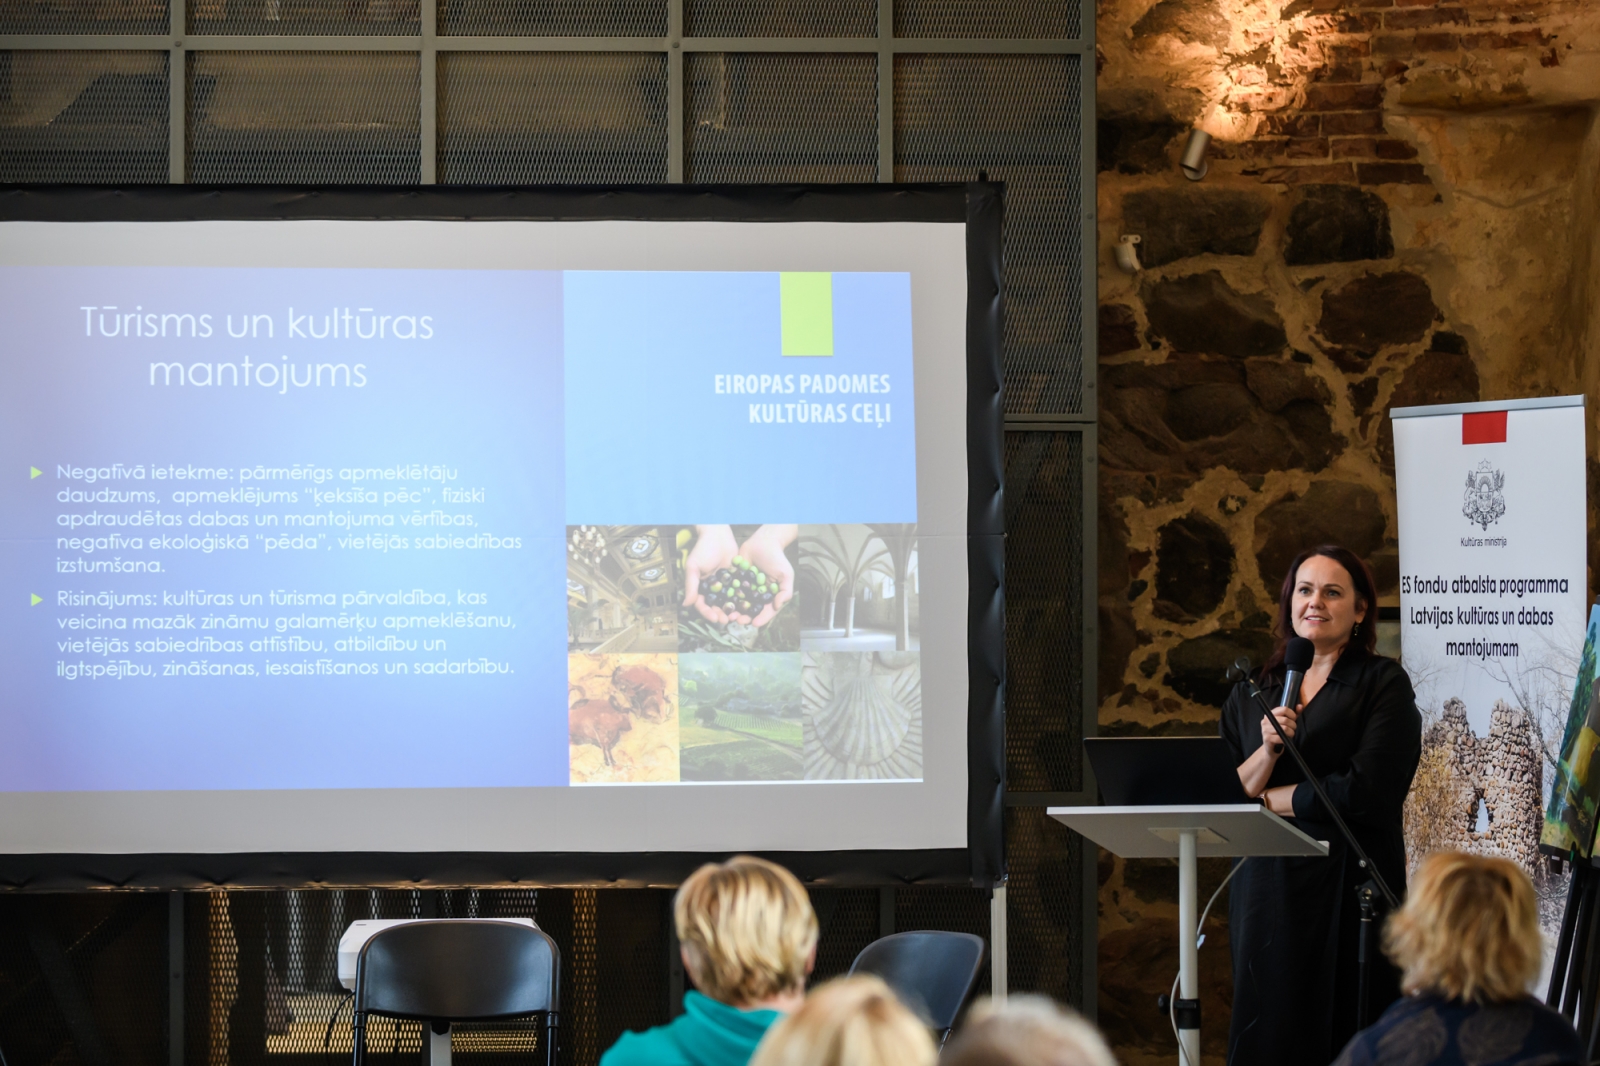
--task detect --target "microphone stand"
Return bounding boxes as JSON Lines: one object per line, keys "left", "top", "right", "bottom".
{"left": 1236, "top": 667, "right": 1400, "bottom": 1030}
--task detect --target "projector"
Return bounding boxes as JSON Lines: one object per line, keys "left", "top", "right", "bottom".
{"left": 337, "top": 917, "right": 539, "bottom": 990}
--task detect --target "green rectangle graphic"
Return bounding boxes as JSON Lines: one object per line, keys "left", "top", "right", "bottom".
{"left": 780, "top": 272, "right": 834, "bottom": 356}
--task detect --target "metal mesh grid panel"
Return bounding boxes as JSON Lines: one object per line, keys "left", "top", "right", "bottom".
{"left": 0, "top": 894, "right": 169, "bottom": 1066}
{"left": 1003, "top": 430, "right": 1085, "bottom": 791}
{"left": 808, "top": 888, "right": 879, "bottom": 983}
{"left": 440, "top": 0, "right": 664, "bottom": 38}
{"left": 894, "top": 0, "right": 1079, "bottom": 39}
{"left": 684, "top": 0, "right": 873, "bottom": 39}
{"left": 686, "top": 53, "right": 876, "bottom": 184}
{"left": 895, "top": 54, "right": 1084, "bottom": 414}
{"left": 0, "top": 51, "right": 169, "bottom": 184}
{"left": 190, "top": 0, "right": 418, "bottom": 39}
{"left": 0, "top": 0, "right": 164, "bottom": 36}
{"left": 1006, "top": 806, "right": 1084, "bottom": 1008}
{"left": 568, "top": 890, "right": 598, "bottom": 1066}
{"left": 593, "top": 890, "right": 670, "bottom": 1059}
{"left": 188, "top": 52, "right": 420, "bottom": 185}
{"left": 439, "top": 52, "right": 668, "bottom": 184}
{"left": 188, "top": 893, "right": 234, "bottom": 1066}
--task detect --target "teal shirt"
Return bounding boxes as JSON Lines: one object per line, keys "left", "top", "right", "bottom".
{"left": 600, "top": 991, "right": 781, "bottom": 1066}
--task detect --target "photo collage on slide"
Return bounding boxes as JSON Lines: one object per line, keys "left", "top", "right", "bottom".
{"left": 566, "top": 524, "right": 920, "bottom": 785}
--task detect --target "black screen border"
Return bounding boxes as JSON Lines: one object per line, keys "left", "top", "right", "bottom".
{"left": 0, "top": 183, "right": 1006, "bottom": 890}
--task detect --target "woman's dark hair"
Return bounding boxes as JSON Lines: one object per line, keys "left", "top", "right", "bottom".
{"left": 1262, "top": 544, "right": 1379, "bottom": 675}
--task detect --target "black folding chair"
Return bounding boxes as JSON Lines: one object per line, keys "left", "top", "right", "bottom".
{"left": 353, "top": 920, "right": 560, "bottom": 1066}
{"left": 849, "top": 930, "right": 986, "bottom": 1047}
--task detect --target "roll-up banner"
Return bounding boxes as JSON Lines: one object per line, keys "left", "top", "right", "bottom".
{"left": 1393, "top": 395, "right": 1587, "bottom": 938}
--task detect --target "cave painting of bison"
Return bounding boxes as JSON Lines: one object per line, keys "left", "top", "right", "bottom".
{"left": 568, "top": 653, "right": 679, "bottom": 783}
{"left": 612, "top": 663, "right": 671, "bottom": 722}
{"left": 568, "top": 687, "right": 632, "bottom": 767}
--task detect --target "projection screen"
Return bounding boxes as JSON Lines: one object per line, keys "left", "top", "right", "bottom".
{"left": 0, "top": 186, "right": 1004, "bottom": 889}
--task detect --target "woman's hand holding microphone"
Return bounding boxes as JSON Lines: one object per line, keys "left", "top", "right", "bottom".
{"left": 1238, "top": 702, "right": 1303, "bottom": 811}
{"left": 1260, "top": 704, "right": 1300, "bottom": 754}
{"left": 1256, "top": 704, "right": 1303, "bottom": 816}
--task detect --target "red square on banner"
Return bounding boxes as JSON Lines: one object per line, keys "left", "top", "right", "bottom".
{"left": 1462, "top": 410, "right": 1507, "bottom": 444}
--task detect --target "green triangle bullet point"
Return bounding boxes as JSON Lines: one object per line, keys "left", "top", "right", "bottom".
{"left": 30, "top": 594, "right": 42, "bottom": 606}
{"left": 30, "top": 467, "right": 41, "bottom": 479}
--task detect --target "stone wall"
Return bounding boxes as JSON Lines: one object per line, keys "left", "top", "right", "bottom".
{"left": 1092, "top": 2, "right": 1600, "bottom": 1061}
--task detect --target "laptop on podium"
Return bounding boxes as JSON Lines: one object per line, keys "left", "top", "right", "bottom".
{"left": 1084, "top": 736, "right": 1254, "bottom": 806}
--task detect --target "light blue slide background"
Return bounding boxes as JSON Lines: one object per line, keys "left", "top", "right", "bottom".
{"left": 0, "top": 266, "right": 569, "bottom": 790}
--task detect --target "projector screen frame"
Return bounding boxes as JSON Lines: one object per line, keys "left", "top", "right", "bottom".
{"left": 0, "top": 183, "right": 1005, "bottom": 891}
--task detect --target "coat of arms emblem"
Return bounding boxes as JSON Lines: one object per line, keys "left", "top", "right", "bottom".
{"left": 1463, "top": 459, "right": 1506, "bottom": 530}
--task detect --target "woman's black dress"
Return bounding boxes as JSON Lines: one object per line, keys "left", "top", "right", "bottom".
{"left": 1220, "top": 647, "right": 1421, "bottom": 1066}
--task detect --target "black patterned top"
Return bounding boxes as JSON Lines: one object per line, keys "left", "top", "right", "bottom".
{"left": 1333, "top": 993, "right": 1585, "bottom": 1066}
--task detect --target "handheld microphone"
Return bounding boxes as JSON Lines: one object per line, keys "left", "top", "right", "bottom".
{"left": 1270, "top": 637, "right": 1315, "bottom": 753}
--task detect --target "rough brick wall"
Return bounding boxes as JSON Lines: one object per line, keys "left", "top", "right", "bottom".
{"left": 1093, "top": 2, "right": 1600, "bottom": 1061}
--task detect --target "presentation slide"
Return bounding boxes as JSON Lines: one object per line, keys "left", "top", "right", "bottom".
{"left": 0, "top": 215, "right": 971, "bottom": 858}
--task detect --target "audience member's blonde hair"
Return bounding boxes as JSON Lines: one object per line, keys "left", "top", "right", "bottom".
{"left": 1384, "top": 850, "right": 1540, "bottom": 1005}
{"left": 942, "top": 995, "right": 1118, "bottom": 1066}
{"left": 749, "top": 975, "right": 935, "bottom": 1066}
{"left": 675, "top": 855, "right": 819, "bottom": 1006}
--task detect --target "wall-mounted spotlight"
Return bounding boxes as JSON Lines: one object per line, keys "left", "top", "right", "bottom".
{"left": 1180, "top": 128, "right": 1211, "bottom": 181}
{"left": 1115, "top": 234, "right": 1142, "bottom": 274}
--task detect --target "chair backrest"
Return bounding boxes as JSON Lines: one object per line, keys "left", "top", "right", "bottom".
{"left": 355, "top": 920, "right": 560, "bottom": 1021}
{"left": 848, "top": 931, "right": 986, "bottom": 1031}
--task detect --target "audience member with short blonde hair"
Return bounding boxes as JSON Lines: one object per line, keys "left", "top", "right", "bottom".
{"left": 1386, "top": 849, "right": 1540, "bottom": 1003}
{"left": 942, "top": 995, "right": 1117, "bottom": 1066}
{"left": 676, "top": 853, "right": 819, "bottom": 1005}
{"left": 601, "top": 856, "right": 819, "bottom": 1066}
{"left": 1333, "top": 851, "right": 1581, "bottom": 1066}
{"left": 749, "top": 975, "right": 936, "bottom": 1066}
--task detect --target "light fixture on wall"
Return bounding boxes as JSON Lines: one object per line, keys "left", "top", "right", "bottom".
{"left": 1114, "top": 234, "right": 1142, "bottom": 274}
{"left": 1179, "top": 128, "right": 1211, "bottom": 181}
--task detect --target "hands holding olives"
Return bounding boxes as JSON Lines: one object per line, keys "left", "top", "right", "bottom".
{"left": 684, "top": 525, "right": 740, "bottom": 624}
{"left": 735, "top": 524, "right": 796, "bottom": 628}
{"left": 682, "top": 524, "right": 795, "bottom": 628}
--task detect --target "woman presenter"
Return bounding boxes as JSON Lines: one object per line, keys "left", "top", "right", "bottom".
{"left": 1220, "top": 545, "right": 1421, "bottom": 1066}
